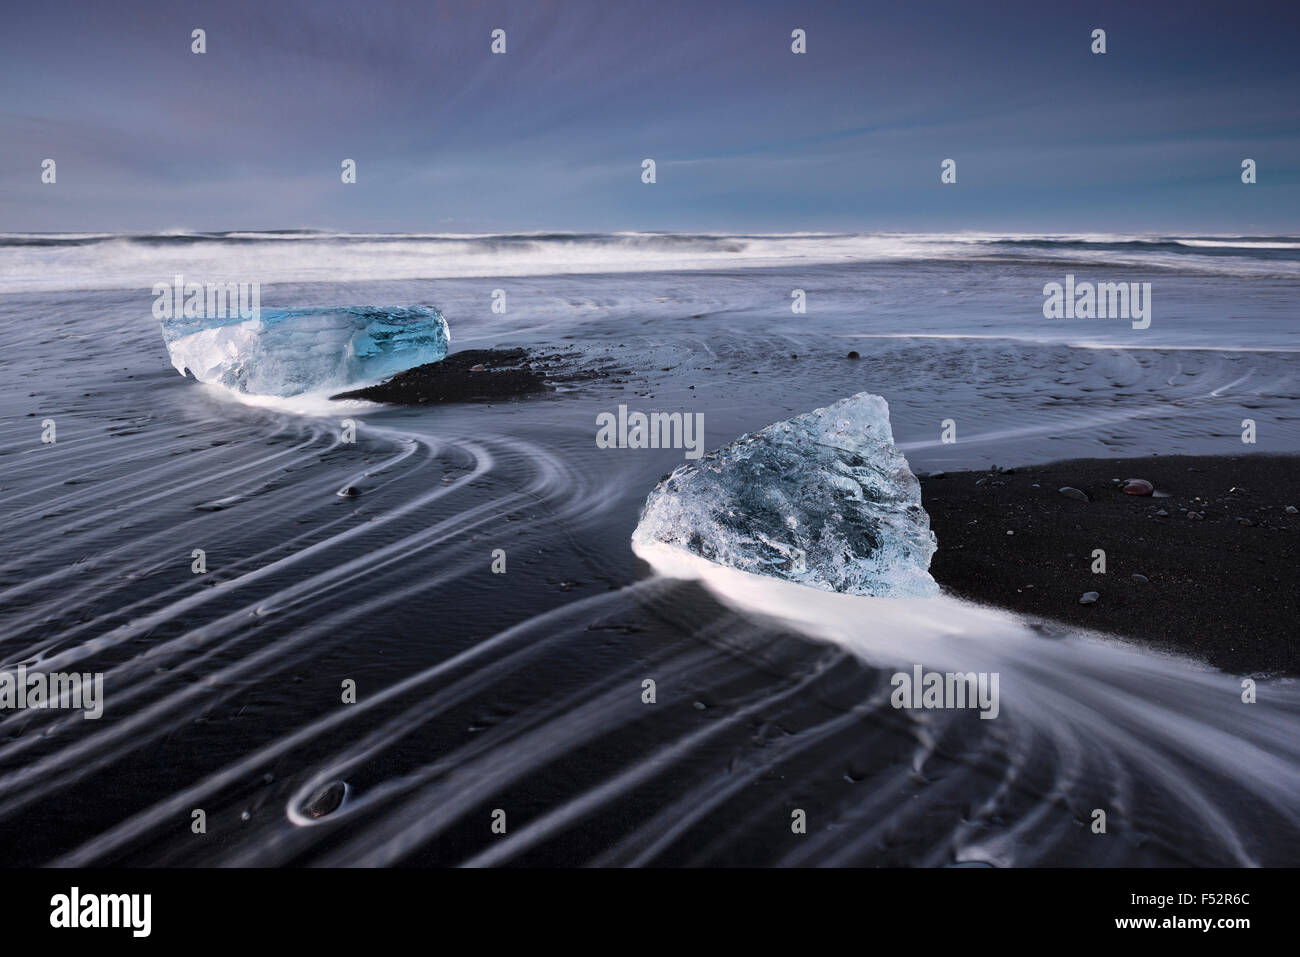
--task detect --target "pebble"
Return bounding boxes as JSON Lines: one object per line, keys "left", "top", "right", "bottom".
{"left": 1286, "top": 506, "right": 1298, "bottom": 514}
{"left": 304, "top": 781, "right": 348, "bottom": 819}
{"left": 1155, "top": 509, "right": 1169, "bottom": 517}
{"left": 846, "top": 351, "right": 860, "bottom": 359}
{"left": 1131, "top": 574, "right": 1149, "bottom": 584}
{"left": 1059, "top": 486, "right": 1089, "bottom": 502}
{"left": 469, "top": 363, "right": 487, "bottom": 372}
{"left": 1123, "top": 478, "right": 1154, "bottom": 496}
{"left": 1188, "top": 511, "right": 1204, "bottom": 520}
{"left": 1080, "top": 591, "right": 1099, "bottom": 604}
{"left": 336, "top": 486, "right": 361, "bottom": 498}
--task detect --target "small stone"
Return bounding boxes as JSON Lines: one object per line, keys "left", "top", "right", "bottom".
{"left": 336, "top": 486, "right": 361, "bottom": 498}
{"left": 1131, "top": 574, "right": 1148, "bottom": 584}
{"left": 693, "top": 701, "right": 707, "bottom": 710}
{"left": 1237, "top": 517, "right": 1255, "bottom": 526}
{"left": 1155, "top": 509, "right": 1169, "bottom": 517}
{"left": 469, "top": 363, "right": 487, "bottom": 372}
{"left": 1006, "top": 530, "right": 1014, "bottom": 536}
{"left": 1188, "top": 511, "right": 1203, "bottom": 520}
{"left": 304, "top": 781, "right": 348, "bottom": 819}
{"left": 1123, "top": 479, "right": 1154, "bottom": 496}
{"left": 846, "top": 350, "right": 860, "bottom": 359}
{"left": 1286, "top": 506, "right": 1298, "bottom": 514}
{"left": 1059, "top": 486, "right": 1089, "bottom": 502}
{"left": 1080, "top": 591, "right": 1099, "bottom": 604}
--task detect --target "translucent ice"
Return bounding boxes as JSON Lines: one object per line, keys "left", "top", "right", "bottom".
{"left": 160, "top": 306, "right": 450, "bottom": 397}
{"left": 632, "top": 392, "right": 939, "bottom": 598}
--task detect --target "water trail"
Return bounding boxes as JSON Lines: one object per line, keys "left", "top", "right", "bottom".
{"left": 633, "top": 542, "right": 1300, "bottom": 866}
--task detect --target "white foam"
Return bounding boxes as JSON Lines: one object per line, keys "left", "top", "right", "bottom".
{"left": 5, "top": 231, "right": 1297, "bottom": 294}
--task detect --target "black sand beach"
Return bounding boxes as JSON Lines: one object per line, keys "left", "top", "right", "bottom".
{"left": 7, "top": 238, "right": 1300, "bottom": 869}
{"left": 922, "top": 455, "right": 1300, "bottom": 675}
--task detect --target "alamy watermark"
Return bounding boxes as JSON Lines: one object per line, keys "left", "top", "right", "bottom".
{"left": 1043, "top": 274, "right": 1150, "bottom": 329}
{"left": 891, "top": 665, "right": 1000, "bottom": 719}
{"left": 0, "top": 666, "right": 103, "bottom": 719}
{"left": 596, "top": 405, "right": 705, "bottom": 460}
{"left": 152, "top": 273, "right": 260, "bottom": 321}
{"left": 50, "top": 887, "right": 150, "bottom": 937}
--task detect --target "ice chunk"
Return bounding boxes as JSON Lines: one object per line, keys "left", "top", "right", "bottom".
{"left": 632, "top": 392, "right": 939, "bottom": 597}
{"left": 160, "top": 306, "right": 450, "bottom": 397}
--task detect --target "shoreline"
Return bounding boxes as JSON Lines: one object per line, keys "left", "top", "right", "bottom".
{"left": 920, "top": 454, "right": 1299, "bottom": 675}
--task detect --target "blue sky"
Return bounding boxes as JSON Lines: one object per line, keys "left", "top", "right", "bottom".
{"left": 2, "top": 0, "right": 1297, "bottom": 233}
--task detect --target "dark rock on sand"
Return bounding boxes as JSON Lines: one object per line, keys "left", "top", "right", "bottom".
{"left": 922, "top": 454, "right": 1300, "bottom": 675}
{"left": 332, "top": 348, "right": 593, "bottom": 405}
{"left": 304, "top": 781, "right": 347, "bottom": 818}
{"left": 1123, "top": 478, "right": 1155, "bottom": 496}
{"left": 1059, "top": 486, "right": 1089, "bottom": 502}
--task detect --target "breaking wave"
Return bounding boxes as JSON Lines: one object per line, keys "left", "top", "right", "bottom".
{"left": 4, "top": 231, "right": 1300, "bottom": 293}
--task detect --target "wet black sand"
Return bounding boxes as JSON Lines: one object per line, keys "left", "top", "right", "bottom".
{"left": 921, "top": 455, "right": 1300, "bottom": 675}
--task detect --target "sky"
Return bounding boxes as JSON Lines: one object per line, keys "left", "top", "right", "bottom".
{"left": 1, "top": 0, "right": 1297, "bottom": 234}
